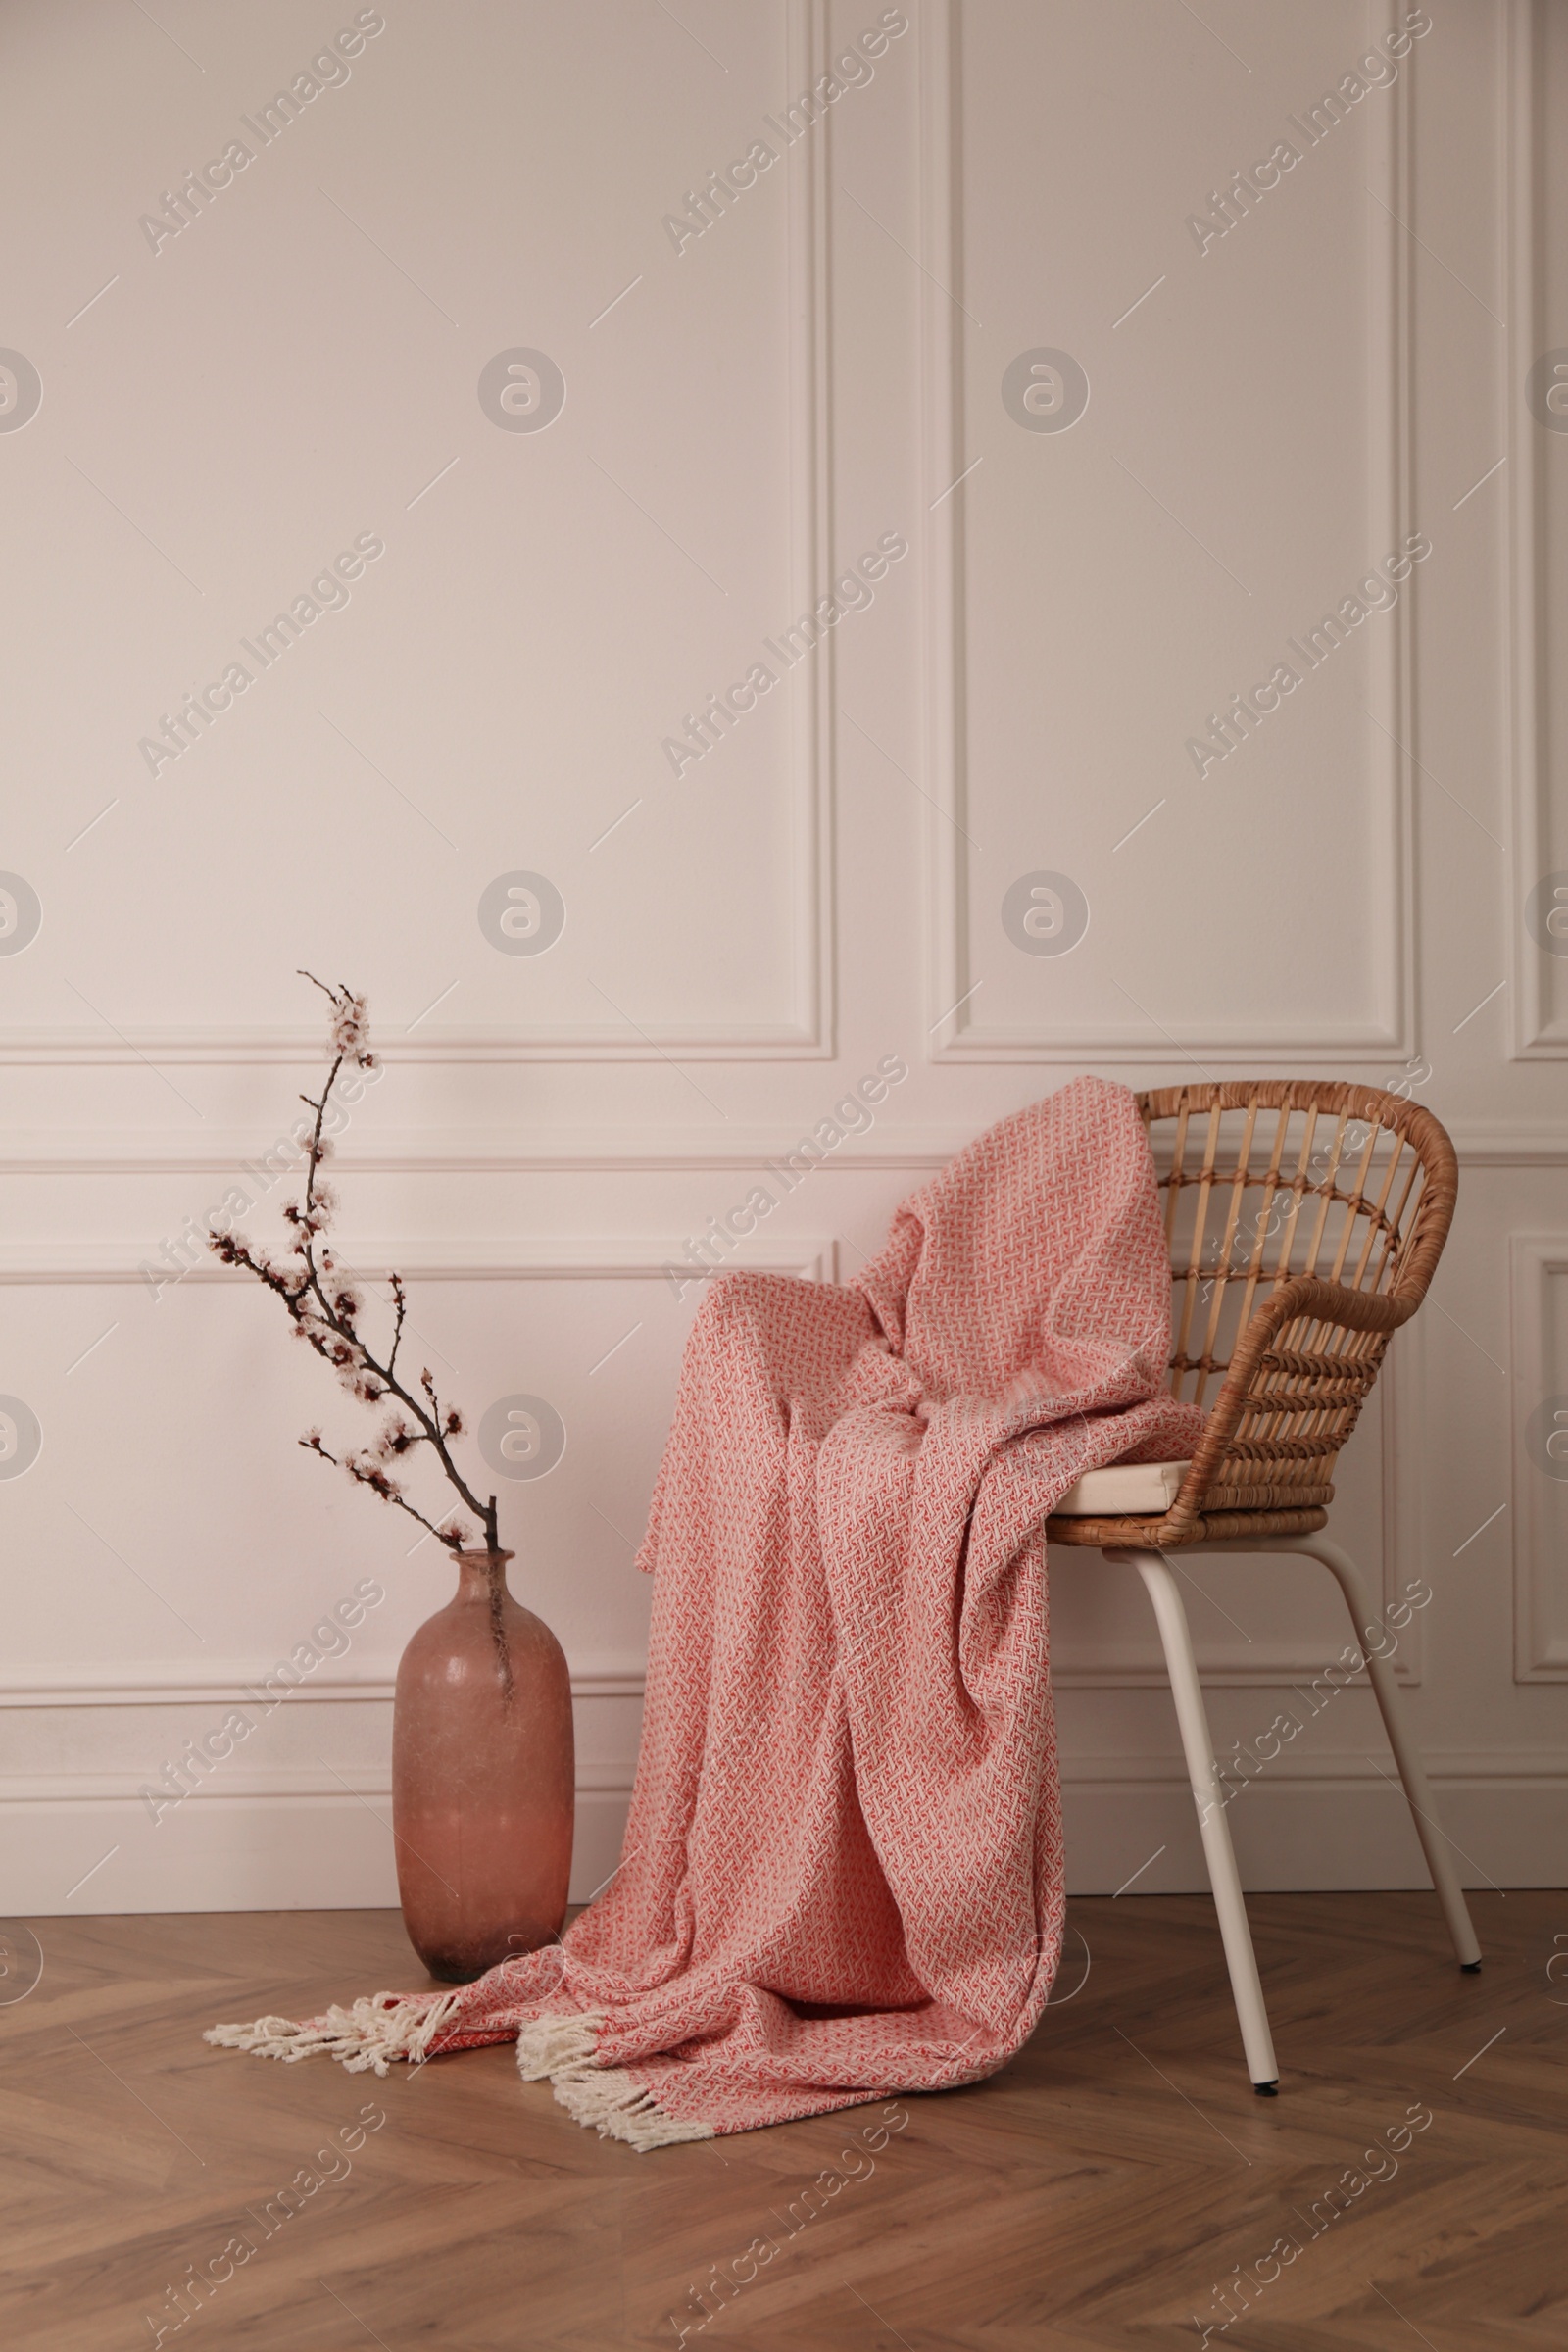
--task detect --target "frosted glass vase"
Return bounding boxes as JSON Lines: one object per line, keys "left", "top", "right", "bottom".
{"left": 391, "top": 1550, "right": 574, "bottom": 1983}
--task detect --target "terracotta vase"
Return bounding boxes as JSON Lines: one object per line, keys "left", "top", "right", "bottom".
{"left": 391, "top": 1549, "right": 574, "bottom": 1983}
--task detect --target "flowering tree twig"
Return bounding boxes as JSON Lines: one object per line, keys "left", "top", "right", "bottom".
{"left": 209, "top": 974, "right": 500, "bottom": 1556}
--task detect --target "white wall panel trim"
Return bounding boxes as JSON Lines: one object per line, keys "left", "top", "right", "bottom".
{"left": 0, "top": 1240, "right": 836, "bottom": 1286}
{"left": 1506, "top": 0, "right": 1567, "bottom": 1057}
{"left": 920, "top": 0, "right": 1416, "bottom": 1063}
{"left": 0, "top": 1661, "right": 647, "bottom": 1707}
{"left": 3, "top": 1118, "right": 1558, "bottom": 1178}
{"left": 0, "top": 0, "right": 835, "bottom": 1071}
{"left": 0, "top": 1655, "right": 1407, "bottom": 1707}
{"left": 1510, "top": 1232, "right": 1568, "bottom": 1678}
{"left": 0, "top": 1239, "right": 828, "bottom": 1722}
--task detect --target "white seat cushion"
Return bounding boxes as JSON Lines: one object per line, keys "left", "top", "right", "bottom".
{"left": 1052, "top": 1459, "right": 1191, "bottom": 1516}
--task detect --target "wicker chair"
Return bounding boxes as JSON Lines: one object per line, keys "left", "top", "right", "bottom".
{"left": 1048, "top": 1081, "right": 1481, "bottom": 2093}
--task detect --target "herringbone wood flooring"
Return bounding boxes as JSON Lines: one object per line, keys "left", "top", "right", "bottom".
{"left": 1, "top": 1892, "right": 1561, "bottom": 2349}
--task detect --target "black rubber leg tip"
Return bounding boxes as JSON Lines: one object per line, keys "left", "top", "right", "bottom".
{"left": 1254, "top": 2081, "right": 1280, "bottom": 2096}
{"left": 1461, "top": 1960, "right": 1482, "bottom": 1973}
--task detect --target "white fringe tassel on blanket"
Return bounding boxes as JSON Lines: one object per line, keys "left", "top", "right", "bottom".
{"left": 202, "top": 1989, "right": 466, "bottom": 2076}
{"left": 203, "top": 1997, "right": 713, "bottom": 2150}
{"left": 514, "top": 2012, "right": 712, "bottom": 2151}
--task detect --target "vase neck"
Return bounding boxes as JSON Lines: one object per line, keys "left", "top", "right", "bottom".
{"left": 451, "top": 1549, "right": 514, "bottom": 1603}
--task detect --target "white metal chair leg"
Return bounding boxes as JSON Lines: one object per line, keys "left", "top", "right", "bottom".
{"left": 1282, "top": 1531, "right": 1483, "bottom": 1970}
{"left": 1107, "top": 1547, "right": 1280, "bottom": 2092}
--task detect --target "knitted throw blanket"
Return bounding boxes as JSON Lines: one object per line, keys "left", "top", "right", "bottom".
{"left": 208, "top": 1078, "right": 1203, "bottom": 2147}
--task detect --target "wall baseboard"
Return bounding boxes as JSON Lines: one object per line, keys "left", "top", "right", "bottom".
{"left": 8, "top": 1786, "right": 634, "bottom": 1918}
{"left": 1063, "top": 1770, "right": 1567, "bottom": 1896}
{"left": 9, "top": 1759, "right": 1561, "bottom": 1916}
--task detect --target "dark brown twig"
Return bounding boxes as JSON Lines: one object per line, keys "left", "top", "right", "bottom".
{"left": 209, "top": 974, "right": 502, "bottom": 1558}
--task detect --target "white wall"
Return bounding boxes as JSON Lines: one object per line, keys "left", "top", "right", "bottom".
{"left": 0, "top": 0, "right": 1562, "bottom": 1917}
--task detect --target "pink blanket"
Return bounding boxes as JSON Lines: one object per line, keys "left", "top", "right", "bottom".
{"left": 208, "top": 1078, "right": 1203, "bottom": 2145}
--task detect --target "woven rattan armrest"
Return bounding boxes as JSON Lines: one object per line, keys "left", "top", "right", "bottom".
{"left": 1158, "top": 1274, "right": 1410, "bottom": 1540}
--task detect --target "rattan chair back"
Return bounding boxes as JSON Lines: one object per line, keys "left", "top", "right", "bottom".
{"left": 1050, "top": 1080, "right": 1458, "bottom": 1545}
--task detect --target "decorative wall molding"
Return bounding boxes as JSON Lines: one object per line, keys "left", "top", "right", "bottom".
{"left": 0, "top": 1237, "right": 825, "bottom": 1726}
{"left": 10, "top": 1748, "right": 1555, "bottom": 1811}
{"left": 0, "top": 1659, "right": 647, "bottom": 1707}
{"left": 0, "top": 0, "right": 834, "bottom": 1072}
{"left": 1381, "top": 1331, "right": 1429, "bottom": 1685}
{"left": 1444, "top": 1124, "right": 1568, "bottom": 1165}
{"left": 3, "top": 1116, "right": 1564, "bottom": 1180}
{"left": 0, "top": 1020, "right": 840, "bottom": 1067}
{"left": 2, "top": 1217, "right": 1404, "bottom": 1699}
{"left": 1510, "top": 1233, "right": 1568, "bottom": 1678}
{"left": 920, "top": 0, "right": 1415, "bottom": 1063}
{"left": 0, "top": 1765, "right": 636, "bottom": 1805}
{"left": 0, "top": 1239, "right": 836, "bottom": 1286}
{"left": 1047, "top": 1649, "right": 1413, "bottom": 1691}
{"left": 3, "top": 2, "right": 1555, "bottom": 1924}
{"left": 1056, "top": 1746, "right": 1566, "bottom": 1788}
{"left": 1506, "top": 0, "right": 1567, "bottom": 1058}
{"left": 5, "top": 1643, "right": 1404, "bottom": 1705}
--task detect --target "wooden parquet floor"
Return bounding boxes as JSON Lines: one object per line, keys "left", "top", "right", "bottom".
{"left": 0, "top": 1891, "right": 1562, "bottom": 2350}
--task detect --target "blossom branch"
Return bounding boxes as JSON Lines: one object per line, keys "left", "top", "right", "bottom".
{"left": 210, "top": 975, "right": 501, "bottom": 1556}
{"left": 300, "top": 1433, "right": 470, "bottom": 1549}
